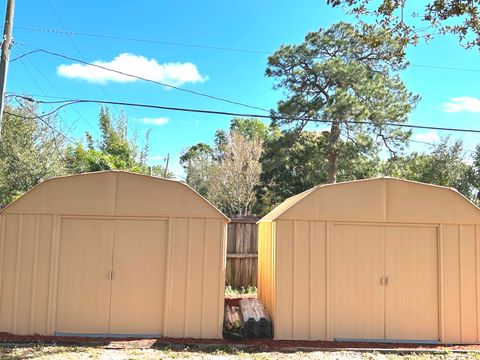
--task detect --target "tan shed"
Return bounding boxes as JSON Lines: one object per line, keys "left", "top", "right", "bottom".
{"left": 0, "top": 170, "right": 228, "bottom": 338}
{"left": 258, "top": 177, "right": 480, "bottom": 343}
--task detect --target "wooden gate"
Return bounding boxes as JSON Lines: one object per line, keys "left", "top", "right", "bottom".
{"left": 226, "top": 216, "right": 259, "bottom": 288}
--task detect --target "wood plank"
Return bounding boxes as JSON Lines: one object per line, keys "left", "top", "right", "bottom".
{"left": 227, "top": 254, "right": 258, "bottom": 259}
{"left": 225, "top": 217, "right": 259, "bottom": 288}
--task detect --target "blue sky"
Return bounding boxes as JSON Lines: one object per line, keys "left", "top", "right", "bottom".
{"left": 4, "top": 0, "right": 480, "bottom": 177}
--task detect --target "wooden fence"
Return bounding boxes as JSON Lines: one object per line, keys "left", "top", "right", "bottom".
{"left": 225, "top": 216, "right": 259, "bottom": 289}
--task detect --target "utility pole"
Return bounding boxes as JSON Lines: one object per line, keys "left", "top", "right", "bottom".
{"left": 0, "top": 0, "right": 15, "bottom": 137}
{"left": 164, "top": 153, "right": 170, "bottom": 178}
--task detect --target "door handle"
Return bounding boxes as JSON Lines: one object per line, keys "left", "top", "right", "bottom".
{"left": 108, "top": 270, "right": 115, "bottom": 280}
{"left": 380, "top": 276, "right": 389, "bottom": 285}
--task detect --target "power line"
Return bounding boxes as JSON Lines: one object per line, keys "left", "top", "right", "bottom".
{"left": 410, "top": 64, "right": 480, "bottom": 73}
{"left": 13, "top": 26, "right": 270, "bottom": 55}
{"left": 10, "top": 94, "right": 480, "bottom": 134}
{"left": 5, "top": 101, "right": 109, "bottom": 169}
{"left": 9, "top": 49, "right": 97, "bottom": 132}
{"left": 11, "top": 46, "right": 270, "bottom": 113}
{"left": 13, "top": 25, "right": 480, "bottom": 74}
{"left": 44, "top": 0, "right": 121, "bottom": 115}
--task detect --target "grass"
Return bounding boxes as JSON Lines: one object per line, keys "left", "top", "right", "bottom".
{"left": 0, "top": 343, "right": 479, "bottom": 360}
{"left": 225, "top": 285, "right": 257, "bottom": 296}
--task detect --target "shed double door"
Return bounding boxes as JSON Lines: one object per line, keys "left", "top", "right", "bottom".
{"left": 334, "top": 224, "right": 439, "bottom": 342}
{"left": 56, "top": 218, "right": 168, "bottom": 335}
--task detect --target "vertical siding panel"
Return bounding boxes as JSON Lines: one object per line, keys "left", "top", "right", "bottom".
{"left": 267, "top": 222, "right": 273, "bottom": 317}
{"left": 46, "top": 215, "right": 61, "bottom": 335}
{"left": 293, "top": 220, "right": 310, "bottom": 340}
{"left": 476, "top": 225, "right": 480, "bottom": 343}
{"left": 162, "top": 217, "right": 175, "bottom": 336}
{"left": 201, "top": 219, "right": 222, "bottom": 338}
{"left": 0, "top": 214, "right": 18, "bottom": 332}
{"left": 16, "top": 215, "right": 36, "bottom": 334}
{"left": 33, "top": 215, "right": 53, "bottom": 334}
{"left": 0, "top": 215, "right": 5, "bottom": 322}
{"left": 169, "top": 218, "right": 188, "bottom": 338}
{"left": 12, "top": 215, "right": 23, "bottom": 333}
{"left": 272, "top": 222, "right": 276, "bottom": 325}
{"left": 291, "top": 220, "right": 295, "bottom": 339}
{"left": 258, "top": 223, "right": 263, "bottom": 300}
{"left": 444, "top": 224, "right": 461, "bottom": 343}
{"left": 270, "top": 222, "right": 275, "bottom": 319}
{"left": 459, "top": 225, "right": 477, "bottom": 343}
{"left": 326, "top": 221, "right": 334, "bottom": 340}
{"left": 184, "top": 218, "right": 205, "bottom": 338}
{"left": 217, "top": 221, "right": 227, "bottom": 338}
{"left": 275, "top": 220, "right": 294, "bottom": 339}
{"left": 258, "top": 222, "right": 274, "bottom": 320}
{"left": 29, "top": 215, "right": 40, "bottom": 334}
{"left": 309, "top": 221, "right": 327, "bottom": 340}
{"left": 438, "top": 224, "right": 446, "bottom": 343}
{"left": 200, "top": 219, "right": 208, "bottom": 337}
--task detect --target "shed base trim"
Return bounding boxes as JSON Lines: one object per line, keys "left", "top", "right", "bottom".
{"left": 54, "top": 333, "right": 162, "bottom": 338}
{"left": 335, "top": 338, "right": 441, "bottom": 344}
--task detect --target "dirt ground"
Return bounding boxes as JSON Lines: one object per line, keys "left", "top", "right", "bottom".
{"left": 2, "top": 332, "right": 480, "bottom": 354}
{"left": 2, "top": 296, "right": 479, "bottom": 358}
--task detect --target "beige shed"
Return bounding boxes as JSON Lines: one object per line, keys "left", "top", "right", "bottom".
{"left": 258, "top": 177, "right": 480, "bottom": 343}
{"left": 0, "top": 170, "right": 228, "bottom": 338}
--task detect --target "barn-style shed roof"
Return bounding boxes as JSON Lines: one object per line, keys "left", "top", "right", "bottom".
{"left": 0, "top": 170, "right": 228, "bottom": 220}
{"left": 260, "top": 177, "right": 480, "bottom": 224}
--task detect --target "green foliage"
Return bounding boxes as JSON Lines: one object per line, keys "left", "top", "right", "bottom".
{"left": 64, "top": 106, "right": 173, "bottom": 177}
{"left": 229, "top": 118, "right": 270, "bottom": 141}
{"left": 0, "top": 104, "right": 66, "bottom": 206}
{"left": 266, "top": 22, "right": 418, "bottom": 182}
{"left": 181, "top": 119, "right": 265, "bottom": 215}
{"left": 382, "top": 137, "right": 474, "bottom": 200}
{"left": 470, "top": 145, "right": 480, "bottom": 205}
{"left": 225, "top": 285, "right": 257, "bottom": 296}
{"left": 257, "top": 130, "right": 381, "bottom": 213}
{"left": 328, "top": 0, "right": 480, "bottom": 50}
{"left": 180, "top": 142, "right": 215, "bottom": 197}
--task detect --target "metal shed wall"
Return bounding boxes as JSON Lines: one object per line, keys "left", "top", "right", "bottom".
{"left": 0, "top": 171, "right": 228, "bottom": 338}
{"left": 258, "top": 178, "right": 480, "bottom": 343}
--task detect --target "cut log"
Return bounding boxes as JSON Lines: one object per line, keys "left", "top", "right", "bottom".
{"left": 223, "top": 304, "right": 244, "bottom": 338}
{"left": 230, "top": 306, "right": 242, "bottom": 329}
{"left": 224, "top": 305, "right": 233, "bottom": 331}
{"left": 239, "top": 298, "right": 272, "bottom": 338}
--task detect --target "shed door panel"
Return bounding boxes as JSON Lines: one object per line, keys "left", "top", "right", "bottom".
{"left": 56, "top": 219, "right": 114, "bottom": 334}
{"left": 385, "top": 226, "right": 439, "bottom": 341}
{"left": 334, "top": 225, "right": 385, "bottom": 340}
{"left": 109, "top": 220, "right": 168, "bottom": 335}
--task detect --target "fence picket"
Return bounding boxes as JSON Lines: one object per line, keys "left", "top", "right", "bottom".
{"left": 225, "top": 216, "right": 259, "bottom": 289}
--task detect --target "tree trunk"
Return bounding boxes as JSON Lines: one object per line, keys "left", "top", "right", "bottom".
{"left": 327, "top": 120, "right": 340, "bottom": 183}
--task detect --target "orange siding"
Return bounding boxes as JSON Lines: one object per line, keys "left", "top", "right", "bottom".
{"left": 257, "top": 222, "right": 275, "bottom": 320}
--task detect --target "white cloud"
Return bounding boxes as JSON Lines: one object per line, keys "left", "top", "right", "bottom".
{"left": 139, "top": 117, "right": 170, "bottom": 126}
{"left": 57, "top": 53, "right": 207, "bottom": 86}
{"left": 442, "top": 97, "right": 480, "bottom": 113}
{"left": 413, "top": 130, "right": 439, "bottom": 143}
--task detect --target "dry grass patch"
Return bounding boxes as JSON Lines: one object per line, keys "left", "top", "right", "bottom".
{"left": 0, "top": 343, "right": 479, "bottom": 360}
